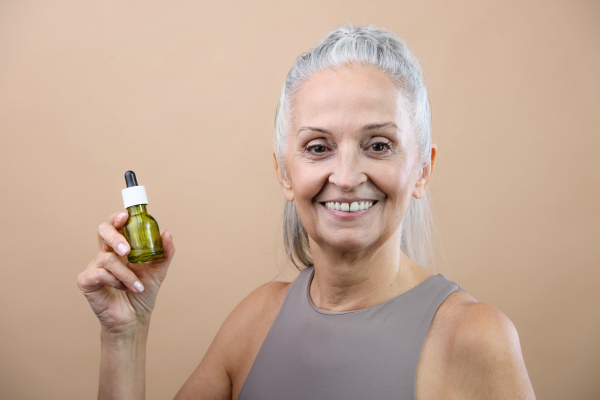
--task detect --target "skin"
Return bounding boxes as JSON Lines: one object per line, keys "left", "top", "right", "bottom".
{"left": 78, "top": 64, "right": 535, "bottom": 399}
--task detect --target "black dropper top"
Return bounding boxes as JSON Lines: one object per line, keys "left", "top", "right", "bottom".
{"left": 125, "top": 171, "right": 138, "bottom": 187}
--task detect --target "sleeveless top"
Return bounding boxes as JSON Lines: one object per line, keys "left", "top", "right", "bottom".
{"left": 238, "top": 267, "right": 463, "bottom": 400}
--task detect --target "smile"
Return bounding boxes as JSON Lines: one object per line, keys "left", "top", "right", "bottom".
{"left": 322, "top": 201, "right": 376, "bottom": 213}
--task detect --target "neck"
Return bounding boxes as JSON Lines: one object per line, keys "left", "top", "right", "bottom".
{"left": 308, "top": 231, "right": 425, "bottom": 312}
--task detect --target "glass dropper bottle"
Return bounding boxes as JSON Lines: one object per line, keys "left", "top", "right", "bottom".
{"left": 121, "top": 170, "right": 164, "bottom": 263}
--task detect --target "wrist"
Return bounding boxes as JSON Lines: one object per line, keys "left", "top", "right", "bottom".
{"left": 101, "top": 320, "right": 150, "bottom": 341}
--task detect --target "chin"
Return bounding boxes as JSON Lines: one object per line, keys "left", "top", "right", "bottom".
{"left": 317, "top": 231, "right": 375, "bottom": 253}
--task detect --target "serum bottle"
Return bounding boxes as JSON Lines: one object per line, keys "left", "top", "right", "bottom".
{"left": 121, "top": 171, "right": 164, "bottom": 263}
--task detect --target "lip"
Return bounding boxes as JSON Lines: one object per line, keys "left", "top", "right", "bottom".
{"left": 318, "top": 200, "right": 378, "bottom": 220}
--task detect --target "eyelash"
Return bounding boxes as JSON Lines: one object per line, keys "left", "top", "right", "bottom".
{"left": 305, "top": 140, "right": 392, "bottom": 154}
{"left": 369, "top": 140, "right": 392, "bottom": 152}
{"left": 305, "top": 144, "right": 328, "bottom": 153}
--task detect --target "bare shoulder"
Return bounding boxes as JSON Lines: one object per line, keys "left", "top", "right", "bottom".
{"left": 448, "top": 300, "right": 522, "bottom": 367}
{"left": 441, "top": 293, "right": 536, "bottom": 399}
{"left": 229, "top": 280, "right": 292, "bottom": 325}
{"left": 174, "top": 280, "right": 292, "bottom": 400}
{"left": 216, "top": 280, "right": 292, "bottom": 386}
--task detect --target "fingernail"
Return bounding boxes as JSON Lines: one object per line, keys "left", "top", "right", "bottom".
{"left": 117, "top": 243, "right": 129, "bottom": 256}
{"left": 133, "top": 281, "right": 144, "bottom": 293}
{"left": 118, "top": 212, "right": 128, "bottom": 220}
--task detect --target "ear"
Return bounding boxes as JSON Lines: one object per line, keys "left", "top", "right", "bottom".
{"left": 412, "top": 144, "right": 437, "bottom": 199}
{"left": 273, "top": 152, "right": 294, "bottom": 202}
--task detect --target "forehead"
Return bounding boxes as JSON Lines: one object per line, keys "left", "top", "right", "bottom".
{"left": 291, "top": 64, "right": 410, "bottom": 133}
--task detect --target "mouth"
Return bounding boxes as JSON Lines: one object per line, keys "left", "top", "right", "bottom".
{"left": 319, "top": 200, "right": 378, "bottom": 213}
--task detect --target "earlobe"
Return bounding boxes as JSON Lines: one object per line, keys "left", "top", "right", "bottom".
{"left": 281, "top": 175, "right": 295, "bottom": 202}
{"left": 412, "top": 145, "right": 437, "bottom": 199}
{"left": 281, "top": 173, "right": 294, "bottom": 202}
{"left": 273, "top": 152, "right": 295, "bottom": 202}
{"left": 412, "top": 168, "right": 427, "bottom": 199}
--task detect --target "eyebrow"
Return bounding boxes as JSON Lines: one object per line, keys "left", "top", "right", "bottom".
{"left": 297, "top": 122, "right": 399, "bottom": 136}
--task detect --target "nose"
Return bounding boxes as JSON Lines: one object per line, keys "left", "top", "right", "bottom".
{"left": 328, "top": 146, "right": 367, "bottom": 190}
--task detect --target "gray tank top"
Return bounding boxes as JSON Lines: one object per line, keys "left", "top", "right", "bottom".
{"left": 238, "top": 267, "right": 462, "bottom": 400}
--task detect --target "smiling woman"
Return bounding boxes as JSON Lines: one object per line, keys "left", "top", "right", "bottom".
{"left": 278, "top": 64, "right": 427, "bottom": 269}
{"left": 77, "top": 25, "right": 536, "bottom": 400}
{"left": 275, "top": 27, "right": 435, "bottom": 271}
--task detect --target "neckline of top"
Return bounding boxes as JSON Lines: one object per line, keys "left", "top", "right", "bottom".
{"left": 305, "top": 266, "right": 442, "bottom": 316}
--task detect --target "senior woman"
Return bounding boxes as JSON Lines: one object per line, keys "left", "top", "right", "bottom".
{"left": 78, "top": 25, "right": 535, "bottom": 399}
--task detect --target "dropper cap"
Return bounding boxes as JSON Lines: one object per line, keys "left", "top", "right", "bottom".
{"left": 122, "top": 170, "right": 148, "bottom": 208}
{"left": 125, "top": 170, "right": 138, "bottom": 188}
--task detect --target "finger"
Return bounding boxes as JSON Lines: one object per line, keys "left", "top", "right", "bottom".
{"left": 148, "top": 230, "right": 175, "bottom": 268}
{"left": 78, "top": 266, "right": 128, "bottom": 293}
{"left": 96, "top": 268, "right": 129, "bottom": 291}
{"left": 96, "top": 252, "right": 144, "bottom": 293}
{"left": 97, "top": 220, "right": 130, "bottom": 256}
{"left": 162, "top": 230, "right": 175, "bottom": 261}
{"left": 109, "top": 211, "right": 129, "bottom": 229}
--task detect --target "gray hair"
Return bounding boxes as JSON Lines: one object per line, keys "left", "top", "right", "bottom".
{"left": 274, "top": 25, "right": 435, "bottom": 270}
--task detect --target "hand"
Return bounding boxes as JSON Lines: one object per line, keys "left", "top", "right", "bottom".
{"left": 77, "top": 211, "right": 175, "bottom": 333}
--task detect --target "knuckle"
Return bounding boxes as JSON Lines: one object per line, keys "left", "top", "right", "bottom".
{"left": 98, "top": 221, "right": 110, "bottom": 233}
{"left": 96, "top": 253, "right": 107, "bottom": 265}
{"left": 87, "top": 257, "right": 99, "bottom": 269}
{"left": 77, "top": 269, "right": 94, "bottom": 289}
{"left": 106, "top": 251, "right": 119, "bottom": 263}
{"left": 92, "top": 268, "right": 106, "bottom": 286}
{"left": 111, "top": 232, "right": 125, "bottom": 245}
{"left": 99, "top": 251, "right": 118, "bottom": 265}
{"left": 99, "top": 222, "right": 120, "bottom": 242}
{"left": 76, "top": 271, "right": 85, "bottom": 287}
{"left": 123, "top": 269, "right": 137, "bottom": 283}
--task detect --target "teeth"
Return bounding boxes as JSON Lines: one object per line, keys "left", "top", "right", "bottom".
{"left": 324, "top": 201, "right": 375, "bottom": 213}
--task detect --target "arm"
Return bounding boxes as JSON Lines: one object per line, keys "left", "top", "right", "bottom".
{"left": 77, "top": 211, "right": 175, "bottom": 400}
{"left": 80, "top": 215, "right": 287, "bottom": 399}
{"left": 447, "top": 303, "right": 536, "bottom": 399}
{"left": 99, "top": 324, "right": 149, "bottom": 399}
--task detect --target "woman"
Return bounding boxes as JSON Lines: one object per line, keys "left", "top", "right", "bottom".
{"left": 78, "top": 25, "right": 535, "bottom": 399}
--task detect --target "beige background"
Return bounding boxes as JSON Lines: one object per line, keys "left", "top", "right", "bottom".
{"left": 0, "top": 0, "right": 598, "bottom": 399}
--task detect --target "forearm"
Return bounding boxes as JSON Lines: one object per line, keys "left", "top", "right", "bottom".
{"left": 99, "top": 324, "right": 149, "bottom": 400}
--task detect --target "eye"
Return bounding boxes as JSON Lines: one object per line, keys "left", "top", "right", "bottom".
{"left": 370, "top": 141, "right": 392, "bottom": 152}
{"left": 306, "top": 144, "right": 328, "bottom": 153}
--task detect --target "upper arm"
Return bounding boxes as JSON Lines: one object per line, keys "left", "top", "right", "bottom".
{"left": 446, "top": 303, "right": 536, "bottom": 399}
{"left": 173, "top": 281, "right": 290, "bottom": 400}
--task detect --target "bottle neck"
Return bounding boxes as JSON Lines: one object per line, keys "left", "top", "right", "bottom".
{"left": 127, "top": 204, "right": 148, "bottom": 216}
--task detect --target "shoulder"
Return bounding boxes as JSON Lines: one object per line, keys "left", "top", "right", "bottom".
{"left": 174, "top": 280, "right": 292, "bottom": 399}
{"left": 218, "top": 280, "right": 292, "bottom": 384}
{"left": 449, "top": 301, "right": 521, "bottom": 365}
{"left": 442, "top": 298, "right": 536, "bottom": 399}
{"left": 226, "top": 280, "right": 292, "bottom": 333}
{"left": 221, "top": 279, "right": 292, "bottom": 352}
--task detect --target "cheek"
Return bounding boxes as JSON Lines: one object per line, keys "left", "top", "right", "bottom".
{"left": 289, "top": 161, "right": 329, "bottom": 201}
{"left": 371, "top": 162, "right": 416, "bottom": 199}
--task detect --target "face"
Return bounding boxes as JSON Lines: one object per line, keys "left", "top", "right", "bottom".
{"left": 277, "top": 64, "right": 434, "bottom": 254}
